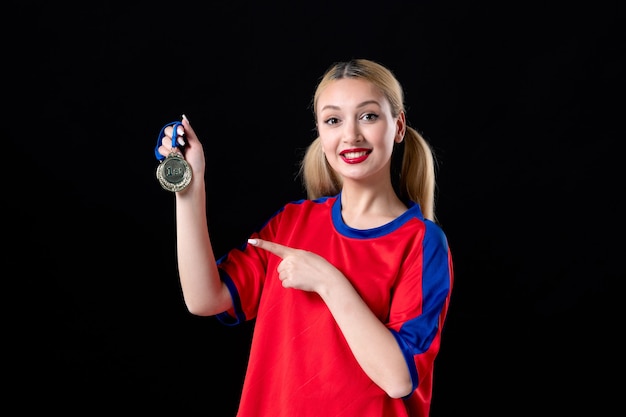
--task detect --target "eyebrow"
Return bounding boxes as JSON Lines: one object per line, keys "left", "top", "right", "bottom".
{"left": 320, "top": 100, "right": 381, "bottom": 112}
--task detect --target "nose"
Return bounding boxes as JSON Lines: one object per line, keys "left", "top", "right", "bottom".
{"left": 342, "top": 119, "right": 363, "bottom": 144}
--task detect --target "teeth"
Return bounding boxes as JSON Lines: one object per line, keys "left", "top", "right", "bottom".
{"left": 343, "top": 151, "right": 367, "bottom": 159}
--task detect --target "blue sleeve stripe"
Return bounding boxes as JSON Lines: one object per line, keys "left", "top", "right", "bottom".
{"left": 216, "top": 268, "right": 247, "bottom": 326}
{"left": 390, "top": 328, "right": 421, "bottom": 397}
{"left": 396, "top": 220, "right": 452, "bottom": 391}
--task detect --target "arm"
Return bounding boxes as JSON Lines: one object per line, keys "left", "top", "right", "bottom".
{"left": 158, "top": 117, "right": 233, "bottom": 316}
{"left": 317, "top": 269, "right": 414, "bottom": 398}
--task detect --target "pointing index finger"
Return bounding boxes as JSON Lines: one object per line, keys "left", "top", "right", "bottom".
{"left": 248, "top": 238, "right": 289, "bottom": 259}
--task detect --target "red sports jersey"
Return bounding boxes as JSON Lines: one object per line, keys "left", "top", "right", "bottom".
{"left": 216, "top": 194, "right": 453, "bottom": 417}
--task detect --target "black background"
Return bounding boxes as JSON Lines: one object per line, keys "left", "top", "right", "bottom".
{"left": 10, "top": 1, "right": 622, "bottom": 416}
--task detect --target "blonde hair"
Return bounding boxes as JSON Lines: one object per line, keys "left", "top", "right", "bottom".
{"left": 299, "top": 59, "right": 438, "bottom": 221}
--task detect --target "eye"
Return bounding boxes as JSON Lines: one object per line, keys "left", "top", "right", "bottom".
{"left": 324, "top": 117, "right": 340, "bottom": 125}
{"left": 361, "top": 113, "right": 379, "bottom": 122}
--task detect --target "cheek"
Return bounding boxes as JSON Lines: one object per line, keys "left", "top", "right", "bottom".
{"left": 319, "top": 135, "right": 332, "bottom": 155}
{"left": 319, "top": 127, "right": 343, "bottom": 156}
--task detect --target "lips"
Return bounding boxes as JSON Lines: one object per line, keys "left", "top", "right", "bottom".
{"left": 340, "top": 148, "right": 372, "bottom": 164}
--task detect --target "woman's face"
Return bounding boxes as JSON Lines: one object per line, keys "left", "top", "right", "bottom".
{"left": 316, "top": 78, "right": 405, "bottom": 184}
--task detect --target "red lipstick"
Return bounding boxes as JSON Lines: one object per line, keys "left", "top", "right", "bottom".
{"left": 339, "top": 148, "right": 371, "bottom": 164}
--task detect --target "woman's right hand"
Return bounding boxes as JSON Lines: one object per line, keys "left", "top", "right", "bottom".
{"left": 157, "top": 115, "right": 206, "bottom": 188}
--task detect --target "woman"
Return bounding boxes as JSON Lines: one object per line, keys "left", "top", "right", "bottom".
{"left": 156, "top": 58, "right": 454, "bottom": 417}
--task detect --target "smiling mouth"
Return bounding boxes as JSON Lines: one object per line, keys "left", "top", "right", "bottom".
{"left": 340, "top": 149, "right": 371, "bottom": 164}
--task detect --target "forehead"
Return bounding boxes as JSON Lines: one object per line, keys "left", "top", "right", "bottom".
{"left": 317, "top": 78, "right": 387, "bottom": 109}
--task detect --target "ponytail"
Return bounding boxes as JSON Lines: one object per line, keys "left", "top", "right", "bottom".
{"left": 400, "top": 127, "right": 436, "bottom": 222}
{"left": 300, "top": 137, "right": 342, "bottom": 200}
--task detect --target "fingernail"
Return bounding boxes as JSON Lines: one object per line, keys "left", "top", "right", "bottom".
{"left": 247, "top": 239, "right": 258, "bottom": 245}
{"left": 182, "top": 114, "right": 189, "bottom": 122}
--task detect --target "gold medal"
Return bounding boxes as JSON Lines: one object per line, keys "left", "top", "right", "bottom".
{"left": 156, "top": 151, "right": 192, "bottom": 192}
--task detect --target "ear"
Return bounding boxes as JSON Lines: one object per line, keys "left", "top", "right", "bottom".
{"left": 395, "top": 111, "right": 406, "bottom": 143}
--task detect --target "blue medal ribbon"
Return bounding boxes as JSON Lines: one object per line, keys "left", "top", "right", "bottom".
{"left": 154, "top": 121, "right": 184, "bottom": 161}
